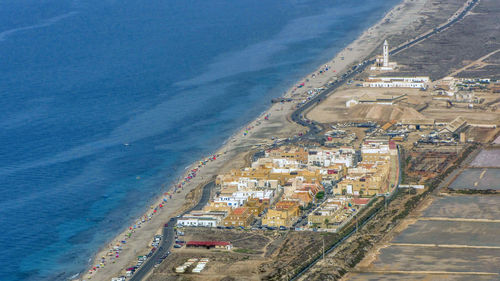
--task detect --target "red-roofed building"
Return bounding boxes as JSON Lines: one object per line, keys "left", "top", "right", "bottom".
{"left": 353, "top": 197, "right": 370, "bottom": 205}
{"left": 186, "top": 241, "right": 233, "bottom": 250}
{"left": 389, "top": 140, "right": 397, "bottom": 150}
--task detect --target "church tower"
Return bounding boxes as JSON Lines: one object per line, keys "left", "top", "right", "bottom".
{"left": 383, "top": 40, "right": 389, "bottom": 67}
{"left": 370, "top": 39, "right": 396, "bottom": 71}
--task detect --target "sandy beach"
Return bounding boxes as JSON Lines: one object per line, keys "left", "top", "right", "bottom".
{"left": 77, "top": 0, "right": 444, "bottom": 280}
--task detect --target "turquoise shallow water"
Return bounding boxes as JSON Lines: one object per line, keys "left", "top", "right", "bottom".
{"left": 0, "top": 0, "right": 399, "bottom": 280}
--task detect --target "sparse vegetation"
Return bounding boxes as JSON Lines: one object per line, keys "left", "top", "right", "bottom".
{"left": 233, "top": 248, "right": 258, "bottom": 254}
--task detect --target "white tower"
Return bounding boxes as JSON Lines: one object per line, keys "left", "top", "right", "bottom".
{"left": 383, "top": 40, "right": 389, "bottom": 67}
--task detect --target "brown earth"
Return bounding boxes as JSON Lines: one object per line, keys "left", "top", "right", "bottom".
{"left": 385, "top": 0, "right": 500, "bottom": 80}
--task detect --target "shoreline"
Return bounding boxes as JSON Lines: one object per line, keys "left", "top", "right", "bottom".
{"left": 77, "top": 0, "right": 438, "bottom": 279}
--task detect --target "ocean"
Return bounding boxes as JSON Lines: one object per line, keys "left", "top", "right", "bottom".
{"left": 0, "top": 0, "right": 399, "bottom": 280}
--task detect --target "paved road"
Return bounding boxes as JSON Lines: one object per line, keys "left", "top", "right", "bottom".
{"left": 191, "top": 181, "right": 214, "bottom": 211}
{"left": 129, "top": 181, "right": 214, "bottom": 281}
{"left": 131, "top": 1, "right": 479, "bottom": 279}
{"left": 288, "top": 1, "right": 479, "bottom": 280}
{"left": 291, "top": 0, "right": 479, "bottom": 139}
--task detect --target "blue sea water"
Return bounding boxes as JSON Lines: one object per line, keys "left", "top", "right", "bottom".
{"left": 0, "top": 0, "right": 400, "bottom": 280}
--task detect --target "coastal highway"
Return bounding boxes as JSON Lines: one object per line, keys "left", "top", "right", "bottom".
{"left": 130, "top": 1, "right": 479, "bottom": 280}
{"left": 288, "top": 1, "right": 479, "bottom": 280}
{"left": 129, "top": 181, "right": 214, "bottom": 281}
{"left": 290, "top": 0, "right": 478, "bottom": 138}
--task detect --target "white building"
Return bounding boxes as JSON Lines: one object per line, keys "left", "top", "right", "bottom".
{"left": 177, "top": 211, "right": 226, "bottom": 227}
{"left": 233, "top": 190, "right": 276, "bottom": 204}
{"left": 308, "top": 148, "right": 356, "bottom": 168}
{"left": 251, "top": 157, "right": 302, "bottom": 169}
{"left": 363, "top": 76, "right": 429, "bottom": 88}
{"left": 214, "top": 195, "right": 247, "bottom": 208}
{"left": 361, "top": 138, "right": 398, "bottom": 157}
{"left": 370, "top": 40, "right": 397, "bottom": 71}
{"left": 214, "top": 189, "right": 276, "bottom": 208}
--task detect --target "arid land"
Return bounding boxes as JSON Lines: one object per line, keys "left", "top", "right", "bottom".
{"left": 80, "top": 0, "right": 500, "bottom": 280}
{"left": 299, "top": 0, "right": 500, "bottom": 279}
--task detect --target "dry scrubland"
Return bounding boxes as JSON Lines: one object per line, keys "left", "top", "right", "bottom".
{"left": 387, "top": 0, "right": 500, "bottom": 80}
{"left": 369, "top": 0, "right": 466, "bottom": 57}
{"left": 146, "top": 228, "right": 340, "bottom": 281}
{"left": 309, "top": 0, "right": 500, "bottom": 126}
{"left": 300, "top": 0, "right": 500, "bottom": 280}
{"left": 103, "top": 0, "right": 500, "bottom": 280}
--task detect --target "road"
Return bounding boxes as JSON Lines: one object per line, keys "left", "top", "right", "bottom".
{"left": 131, "top": 1, "right": 479, "bottom": 279}
{"left": 288, "top": 1, "right": 479, "bottom": 280}
{"left": 291, "top": 0, "right": 479, "bottom": 139}
{"left": 129, "top": 181, "right": 214, "bottom": 281}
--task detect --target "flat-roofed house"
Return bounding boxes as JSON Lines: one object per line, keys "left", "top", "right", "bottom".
{"left": 262, "top": 200, "right": 300, "bottom": 227}
{"left": 223, "top": 207, "right": 254, "bottom": 228}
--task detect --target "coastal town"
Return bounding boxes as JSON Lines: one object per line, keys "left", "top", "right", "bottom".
{"left": 77, "top": 0, "right": 500, "bottom": 280}
{"left": 179, "top": 139, "right": 398, "bottom": 231}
